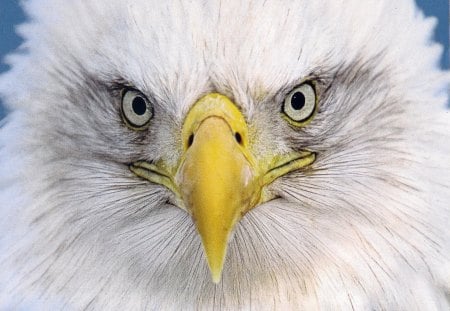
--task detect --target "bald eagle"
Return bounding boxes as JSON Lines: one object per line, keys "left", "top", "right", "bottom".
{"left": 0, "top": 0, "right": 449, "bottom": 309}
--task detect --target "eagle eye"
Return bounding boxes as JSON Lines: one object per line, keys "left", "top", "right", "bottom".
{"left": 121, "top": 89, "right": 153, "bottom": 129}
{"left": 282, "top": 82, "right": 317, "bottom": 126}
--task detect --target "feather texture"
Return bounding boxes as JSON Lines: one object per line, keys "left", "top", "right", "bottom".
{"left": 0, "top": 0, "right": 449, "bottom": 309}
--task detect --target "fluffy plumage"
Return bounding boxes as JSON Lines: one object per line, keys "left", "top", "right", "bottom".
{"left": 0, "top": 0, "right": 449, "bottom": 309}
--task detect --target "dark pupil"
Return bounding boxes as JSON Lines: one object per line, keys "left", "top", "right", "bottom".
{"left": 291, "top": 92, "right": 305, "bottom": 110}
{"left": 132, "top": 96, "right": 147, "bottom": 115}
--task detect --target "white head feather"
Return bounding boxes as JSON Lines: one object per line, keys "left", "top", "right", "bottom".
{"left": 0, "top": 0, "right": 449, "bottom": 309}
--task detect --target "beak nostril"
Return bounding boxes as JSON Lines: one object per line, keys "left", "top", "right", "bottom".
{"left": 235, "top": 132, "right": 242, "bottom": 145}
{"left": 187, "top": 134, "right": 194, "bottom": 148}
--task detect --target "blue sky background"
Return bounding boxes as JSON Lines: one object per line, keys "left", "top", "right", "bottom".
{"left": 0, "top": 1, "right": 449, "bottom": 119}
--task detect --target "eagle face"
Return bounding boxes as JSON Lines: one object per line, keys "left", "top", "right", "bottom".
{"left": 0, "top": 0, "right": 449, "bottom": 309}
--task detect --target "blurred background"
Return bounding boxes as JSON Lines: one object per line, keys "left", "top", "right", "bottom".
{"left": 0, "top": 0, "right": 449, "bottom": 119}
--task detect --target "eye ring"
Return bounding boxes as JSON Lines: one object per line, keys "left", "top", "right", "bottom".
{"left": 282, "top": 82, "right": 317, "bottom": 126}
{"left": 121, "top": 89, "right": 153, "bottom": 130}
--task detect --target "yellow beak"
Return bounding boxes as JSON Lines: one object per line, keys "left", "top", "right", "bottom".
{"left": 175, "top": 94, "right": 260, "bottom": 282}
{"left": 130, "top": 93, "right": 316, "bottom": 283}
